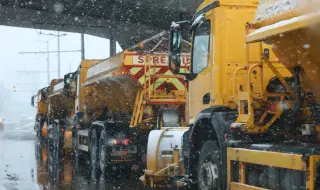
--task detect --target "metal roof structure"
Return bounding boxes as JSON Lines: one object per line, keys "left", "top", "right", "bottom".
{"left": 0, "top": 0, "right": 201, "bottom": 49}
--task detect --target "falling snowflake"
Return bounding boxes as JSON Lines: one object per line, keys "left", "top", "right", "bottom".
{"left": 303, "top": 44, "right": 311, "bottom": 49}
{"left": 53, "top": 3, "right": 64, "bottom": 13}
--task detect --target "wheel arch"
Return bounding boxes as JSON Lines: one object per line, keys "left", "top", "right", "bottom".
{"left": 190, "top": 106, "right": 233, "bottom": 149}
{"left": 188, "top": 106, "right": 237, "bottom": 188}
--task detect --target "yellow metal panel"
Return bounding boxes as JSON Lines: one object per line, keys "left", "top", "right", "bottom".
{"left": 213, "top": 5, "right": 258, "bottom": 107}
{"left": 196, "top": 0, "right": 259, "bottom": 13}
{"left": 239, "top": 162, "right": 246, "bottom": 184}
{"left": 308, "top": 155, "right": 320, "bottom": 190}
{"left": 227, "top": 148, "right": 306, "bottom": 171}
{"left": 246, "top": 10, "right": 320, "bottom": 43}
{"left": 230, "top": 182, "right": 268, "bottom": 190}
{"left": 78, "top": 59, "right": 103, "bottom": 113}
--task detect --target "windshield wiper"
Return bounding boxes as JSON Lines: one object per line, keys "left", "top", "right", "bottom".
{"left": 190, "top": 14, "right": 205, "bottom": 33}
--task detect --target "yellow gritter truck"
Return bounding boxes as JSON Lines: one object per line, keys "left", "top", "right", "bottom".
{"left": 32, "top": 79, "right": 61, "bottom": 140}
{"left": 71, "top": 31, "right": 190, "bottom": 174}
{"left": 32, "top": 87, "right": 48, "bottom": 139}
{"left": 46, "top": 59, "right": 103, "bottom": 150}
{"left": 141, "top": 0, "right": 320, "bottom": 189}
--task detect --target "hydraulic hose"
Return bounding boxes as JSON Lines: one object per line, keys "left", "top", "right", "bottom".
{"left": 288, "top": 67, "right": 303, "bottom": 120}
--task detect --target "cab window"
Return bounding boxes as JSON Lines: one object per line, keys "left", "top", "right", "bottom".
{"left": 192, "top": 20, "right": 210, "bottom": 74}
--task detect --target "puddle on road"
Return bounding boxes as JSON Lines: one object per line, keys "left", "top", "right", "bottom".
{"left": 0, "top": 124, "right": 142, "bottom": 190}
{"left": 35, "top": 142, "right": 140, "bottom": 190}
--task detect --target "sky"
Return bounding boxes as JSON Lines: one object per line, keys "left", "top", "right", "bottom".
{"left": 0, "top": 25, "right": 122, "bottom": 120}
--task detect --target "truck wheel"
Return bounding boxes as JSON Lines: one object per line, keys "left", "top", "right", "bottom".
{"left": 90, "top": 129, "right": 99, "bottom": 170}
{"left": 197, "top": 140, "right": 221, "bottom": 190}
{"left": 268, "top": 167, "right": 280, "bottom": 189}
{"left": 54, "top": 125, "right": 59, "bottom": 149}
{"left": 247, "top": 169, "right": 260, "bottom": 186}
{"left": 284, "top": 170, "right": 302, "bottom": 190}
{"left": 57, "top": 124, "right": 64, "bottom": 150}
{"left": 72, "top": 128, "right": 79, "bottom": 158}
{"left": 99, "top": 130, "right": 108, "bottom": 173}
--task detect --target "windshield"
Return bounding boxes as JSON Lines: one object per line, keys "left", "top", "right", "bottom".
{"left": 191, "top": 20, "right": 210, "bottom": 74}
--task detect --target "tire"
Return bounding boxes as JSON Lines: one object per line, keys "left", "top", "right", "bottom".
{"left": 47, "top": 137, "right": 53, "bottom": 150}
{"left": 90, "top": 129, "right": 99, "bottom": 170}
{"left": 247, "top": 169, "right": 260, "bottom": 187}
{"left": 56, "top": 124, "right": 64, "bottom": 150}
{"left": 197, "top": 140, "right": 221, "bottom": 190}
{"left": 259, "top": 169, "right": 269, "bottom": 188}
{"left": 53, "top": 125, "right": 59, "bottom": 149}
{"left": 268, "top": 167, "right": 280, "bottom": 190}
{"left": 284, "top": 170, "right": 302, "bottom": 190}
{"left": 99, "top": 130, "right": 108, "bottom": 173}
{"left": 72, "top": 128, "right": 79, "bottom": 159}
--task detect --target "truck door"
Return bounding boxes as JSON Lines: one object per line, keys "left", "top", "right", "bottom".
{"left": 188, "top": 13, "right": 213, "bottom": 124}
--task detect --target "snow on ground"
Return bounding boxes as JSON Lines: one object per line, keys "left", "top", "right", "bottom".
{"left": 0, "top": 120, "right": 36, "bottom": 141}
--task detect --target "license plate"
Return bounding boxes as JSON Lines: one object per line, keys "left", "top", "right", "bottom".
{"left": 112, "top": 145, "right": 137, "bottom": 154}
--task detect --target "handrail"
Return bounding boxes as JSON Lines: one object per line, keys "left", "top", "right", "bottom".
{"left": 232, "top": 67, "right": 245, "bottom": 99}
{"left": 247, "top": 64, "right": 262, "bottom": 97}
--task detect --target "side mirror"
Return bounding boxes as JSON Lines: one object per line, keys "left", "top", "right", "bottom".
{"left": 169, "top": 28, "right": 182, "bottom": 74}
{"left": 64, "top": 73, "right": 71, "bottom": 97}
{"left": 31, "top": 96, "right": 35, "bottom": 107}
{"left": 41, "top": 90, "right": 46, "bottom": 103}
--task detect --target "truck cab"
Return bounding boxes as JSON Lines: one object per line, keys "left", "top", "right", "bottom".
{"left": 32, "top": 87, "right": 49, "bottom": 139}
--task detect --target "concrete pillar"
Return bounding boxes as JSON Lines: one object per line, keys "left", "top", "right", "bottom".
{"left": 81, "top": 33, "right": 85, "bottom": 60}
{"left": 110, "top": 39, "right": 116, "bottom": 57}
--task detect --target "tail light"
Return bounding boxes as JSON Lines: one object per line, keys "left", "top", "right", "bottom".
{"left": 113, "top": 139, "right": 130, "bottom": 145}
{"left": 124, "top": 139, "right": 130, "bottom": 145}
{"left": 61, "top": 128, "right": 65, "bottom": 132}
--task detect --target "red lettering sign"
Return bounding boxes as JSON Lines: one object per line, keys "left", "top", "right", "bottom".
{"left": 154, "top": 56, "right": 159, "bottom": 64}
{"left": 161, "top": 56, "right": 166, "bottom": 64}
{"left": 138, "top": 56, "right": 144, "bottom": 63}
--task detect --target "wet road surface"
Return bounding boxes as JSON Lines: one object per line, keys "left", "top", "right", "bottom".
{"left": 0, "top": 122, "right": 140, "bottom": 190}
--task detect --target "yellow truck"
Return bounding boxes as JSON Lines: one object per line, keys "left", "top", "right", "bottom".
{"left": 32, "top": 88, "right": 48, "bottom": 139}
{"left": 45, "top": 60, "right": 102, "bottom": 150}
{"left": 71, "top": 31, "right": 190, "bottom": 174}
{"left": 32, "top": 79, "right": 61, "bottom": 140}
{"left": 141, "top": 0, "right": 320, "bottom": 189}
